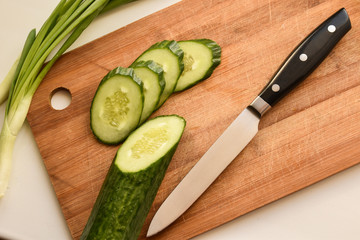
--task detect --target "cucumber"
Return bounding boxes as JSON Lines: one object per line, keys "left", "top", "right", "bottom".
{"left": 133, "top": 40, "right": 184, "bottom": 108}
{"left": 81, "top": 115, "right": 186, "bottom": 240}
{"left": 90, "top": 67, "right": 143, "bottom": 145}
{"left": 174, "top": 39, "right": 221, "bottom": 92}
{"left": 130, "top": 60, "right": 165, "bottom": 124}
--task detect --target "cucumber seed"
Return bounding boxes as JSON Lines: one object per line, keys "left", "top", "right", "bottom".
{"left": 103, "top": 90, "right": 129, "bottom": 127}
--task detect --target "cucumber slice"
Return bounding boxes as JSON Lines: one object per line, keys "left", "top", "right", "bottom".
{"left": 90, "top": 67, "right": 143, "bottom": 145}
{"left": 130, "top": 60, "right": 165, "bottom": 124}
{"left": 175, "top": 39, "right": 221, "bottom": 92}
{"left": 133, "top": 40, "right": 184, "bottom": 108}
{"left": 81, "top": 115, "right": 186, "bottom": 240}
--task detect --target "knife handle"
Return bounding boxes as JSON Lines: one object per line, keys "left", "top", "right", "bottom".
{"left": 250, "top": 8, "right": 351, "bottom": 116}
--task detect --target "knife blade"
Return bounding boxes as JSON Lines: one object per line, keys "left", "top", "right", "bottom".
{"left": 147, "top": 8, "right": 351, "bottom": 237}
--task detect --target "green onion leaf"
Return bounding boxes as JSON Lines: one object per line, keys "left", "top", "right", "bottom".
{"left": 0, "top": 0, "right": 136, "bottom": 197}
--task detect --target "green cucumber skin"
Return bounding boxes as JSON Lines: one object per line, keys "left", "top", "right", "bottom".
{"left": 130, "top": 60, "right": 165, "bottom": 94}
{"left": 133, "top": 40, "right": 184, "bottom": 109}
{"left": 175, "top": 39, "right": 221, "bottom": 92}
{"left": 130, "top": 60, "right": 166, "bottom": 124}
{"left": 97, "top": 67, "right": 143, "bottom": 88}
{"left": 81, "top": 147, "right": 177, "bottom": 240}
{"left": 81, "top": 115, "right": 186, "bottom": 240}
{"left": 90, "top": 67, "right": 144, "bottom": 145}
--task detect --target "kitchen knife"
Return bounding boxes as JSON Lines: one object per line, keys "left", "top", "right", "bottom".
{"left": 147, "top": 8, "right": 351, "bottom": 237}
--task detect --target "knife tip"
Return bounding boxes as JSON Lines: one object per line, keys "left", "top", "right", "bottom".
{"left": 146, "top": 209, "right": 174, "bottom": 237}
{"left": 146, "top": 220, "right": 160, "bottom": 238}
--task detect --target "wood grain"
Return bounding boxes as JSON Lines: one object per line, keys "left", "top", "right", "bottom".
{"left": 27, "top": 0, "right": 360, "bottom": 239}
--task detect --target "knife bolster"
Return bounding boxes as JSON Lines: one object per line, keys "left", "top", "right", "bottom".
{"left": 248, "top": 96, "right": 271, "bottom": 117}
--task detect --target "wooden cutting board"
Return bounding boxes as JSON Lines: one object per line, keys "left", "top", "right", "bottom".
{"left": 27, "top": 0, "right": 360, "bottom": 239}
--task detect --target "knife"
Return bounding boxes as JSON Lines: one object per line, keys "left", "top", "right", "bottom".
{"left": 147, "top": 8, "right": 351, "bottom": 237}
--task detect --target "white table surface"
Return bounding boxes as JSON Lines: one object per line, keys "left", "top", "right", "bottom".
{"left": 0, "top": 1, "right": 360, "bottom": 239}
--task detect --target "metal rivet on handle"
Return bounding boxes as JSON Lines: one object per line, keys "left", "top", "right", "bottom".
{"left": 327, "top": 25, "right": 336, "bottom": 33}
{"left": 299, "top": 53, "right": 308, "bottom": 62}
{"left": 272, "top": 84, "right": 280, "bottom": 92}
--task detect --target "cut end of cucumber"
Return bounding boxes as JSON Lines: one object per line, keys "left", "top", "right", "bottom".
{"left": 115, "top": 115, "right": 185, "bottom": 172}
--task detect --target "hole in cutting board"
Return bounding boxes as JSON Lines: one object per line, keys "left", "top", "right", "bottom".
{"left": 50, "top": 87, "right": 72, "bottom": 110}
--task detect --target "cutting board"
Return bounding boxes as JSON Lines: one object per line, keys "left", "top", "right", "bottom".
{"left": 27, "top": 0, "right": 360, "bottom": 239}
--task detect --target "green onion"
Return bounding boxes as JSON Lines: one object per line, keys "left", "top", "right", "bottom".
{"left": 0, "top": 58, "right": 20, "bottom": 106}
{"left": 0, "top": 0, "right": 136, "bottom": 197}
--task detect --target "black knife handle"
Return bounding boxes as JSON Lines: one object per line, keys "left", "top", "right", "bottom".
{"left": 251, "top": 8, "right": 351, "bottom": 115}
